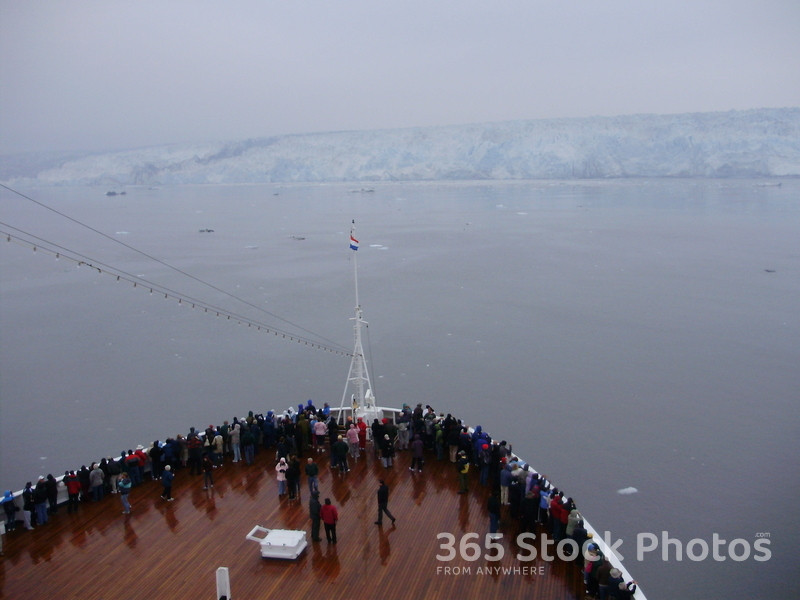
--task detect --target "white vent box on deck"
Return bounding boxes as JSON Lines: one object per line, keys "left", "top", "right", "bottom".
{"left": 245, "top": 526, "right": 308, "bottom": 559}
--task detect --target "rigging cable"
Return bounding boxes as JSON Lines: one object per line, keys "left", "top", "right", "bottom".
{"left": 364, "top": 319, "right": 379, "bottom": 402}
{"left": 1, "top": 227, "right": 352, "bottom": 356}
{"left": 0, "top": 182, "right": 347, "bottom": 352}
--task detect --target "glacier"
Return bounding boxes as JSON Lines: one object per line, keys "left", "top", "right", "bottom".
{"left": 2, "top": 108, "right": 798, "bottom": 186}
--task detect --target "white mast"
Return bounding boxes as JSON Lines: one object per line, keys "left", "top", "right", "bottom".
{"left": 340, "top": 221, "right": 374, "bottom": 417}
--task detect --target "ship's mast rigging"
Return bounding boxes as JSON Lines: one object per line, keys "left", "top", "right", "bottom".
{"left": 340, "top": 220, "right": 374, "bottom": 415}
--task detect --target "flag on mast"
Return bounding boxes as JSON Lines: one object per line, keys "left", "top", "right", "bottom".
{"left": 350, "top": 232, "right": 359, "bottom": 251}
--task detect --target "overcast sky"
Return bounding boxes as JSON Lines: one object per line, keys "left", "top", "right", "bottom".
{"left": 1, "top": 0, "right": 798, "bottom": 154}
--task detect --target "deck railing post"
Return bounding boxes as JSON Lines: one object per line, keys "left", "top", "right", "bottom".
{"left": 216, "top": 566, "right": 231, "bottom": 600}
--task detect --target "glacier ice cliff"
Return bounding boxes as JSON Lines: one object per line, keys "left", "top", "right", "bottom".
{"left": 2, "top": 108, "right": 798, "bottom": 186}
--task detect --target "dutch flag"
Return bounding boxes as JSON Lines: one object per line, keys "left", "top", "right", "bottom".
{"left": 350, "top": 234, "right": 359, "bottom": 251}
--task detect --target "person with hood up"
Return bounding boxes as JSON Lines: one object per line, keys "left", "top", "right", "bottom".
{"left": 230, "top": 422, "right": 242, "bottom": 462}
{"left": 356, "top": 417, "right": 368, "bottom": 450}
{"left": 346, "top": 424, "right": 360, "bottom": 459}
{"left": 2, "top": 491, "right": 17, "bottom": 531}
{"left": 275, "top": 458, "right": 288, "bottom": 496}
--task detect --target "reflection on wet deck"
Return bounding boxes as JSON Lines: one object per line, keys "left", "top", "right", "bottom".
{"left": 0, "top": 445, "right": 584, "bottom": 599}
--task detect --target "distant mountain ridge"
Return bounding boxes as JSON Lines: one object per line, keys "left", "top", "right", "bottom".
{"left": 2, "top": 108, "right": 799, "bottom": 186}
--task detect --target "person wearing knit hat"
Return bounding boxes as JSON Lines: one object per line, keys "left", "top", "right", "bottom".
{"left": 478, "top": 443, "right": 492, "bottom": 486}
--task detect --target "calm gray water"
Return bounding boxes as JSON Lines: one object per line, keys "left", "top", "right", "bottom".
{"left": 1, "top": 180, "right": 798, "bottom": 598}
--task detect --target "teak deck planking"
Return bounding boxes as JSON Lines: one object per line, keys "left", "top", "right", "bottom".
{"left": 0, "top": 443, "right": 585, "bottom": 600}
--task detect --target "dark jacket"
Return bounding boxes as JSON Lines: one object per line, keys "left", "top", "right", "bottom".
{"left": 22, "top": 486, "right": 35, "bottom": 511}
{"left": 33, "top": 481, "right": 48, "bottom": 504}
{"left": 333, "top": 440, "right": 349, "bottom": 458}
{"left": 309, "top": 496, "right": 321, "bottom": 520}
{"left": 488, "top": 495, "right": 501, "bottom": 516}
{"left": 411, "top": 436, "right": 424, "bottom": 458}
{"left": 162, "top": 470, "right": 174, "bottom": 486}
{"left": 46, "top": 475, "right": 58, "bottom": 501}
{"left": 377, "top": 483, "right": 390, "bottom": 505}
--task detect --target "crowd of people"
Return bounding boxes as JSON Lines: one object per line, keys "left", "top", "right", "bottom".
{"left": 0, "top": 400, "right": 638, "bottom": 599}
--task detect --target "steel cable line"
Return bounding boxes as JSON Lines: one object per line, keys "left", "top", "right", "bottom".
{"left": 1, "top": 226, "right": 353, "bottom": 354}
{"left": 0, "top": 184, "right": 349, "bottom": 353}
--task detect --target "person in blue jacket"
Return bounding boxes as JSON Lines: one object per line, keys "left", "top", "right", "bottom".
{"left": 161, "top": 465, "right": 174, "bottom": 501}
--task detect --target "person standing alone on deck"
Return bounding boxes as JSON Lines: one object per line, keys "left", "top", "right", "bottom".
{"left": 320, "top": 498, "right": 338, "bottom": 543}
{"left": 161, "top": 465, "right": 174, "bottom": 501}
{"left": 118, "top": 472, "right": 132, "bottom": 514}
{"left": 374, "top": 480, "right": 396, "bottom": 526}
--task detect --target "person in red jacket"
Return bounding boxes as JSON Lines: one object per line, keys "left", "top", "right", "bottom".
{"left": 320, "top": 498, "right": 338, "bottom": 543}
{"left": 356, "top": 418, "right": 368, "bottom": 450}
{"left": 134, "top": 446, "right": 148, "bottom": 483}
{"left": 550, "top": 493, "right": 564, "bottom": 541}
{"left": 64, "top": 471, "right": 82, "bottom": 513}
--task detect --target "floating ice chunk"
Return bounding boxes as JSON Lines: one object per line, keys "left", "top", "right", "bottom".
{"left": 370, "top": 244, "right": 383, "bottom": 247}
{"left": 517, "top": 212, "right": 528, "bottom": 215}
{"left": 115, "top": 231, "right": 130, "bottom": 235}
{"left": 245, "top": 245, "right": 259, "bottom": 249}
{"left": 617, "top": 487, "right": 638, "bottom": 495}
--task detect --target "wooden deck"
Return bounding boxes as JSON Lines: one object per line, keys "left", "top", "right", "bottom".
{"left": 0, "top": 443, "right": 585, "bottom": 600}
